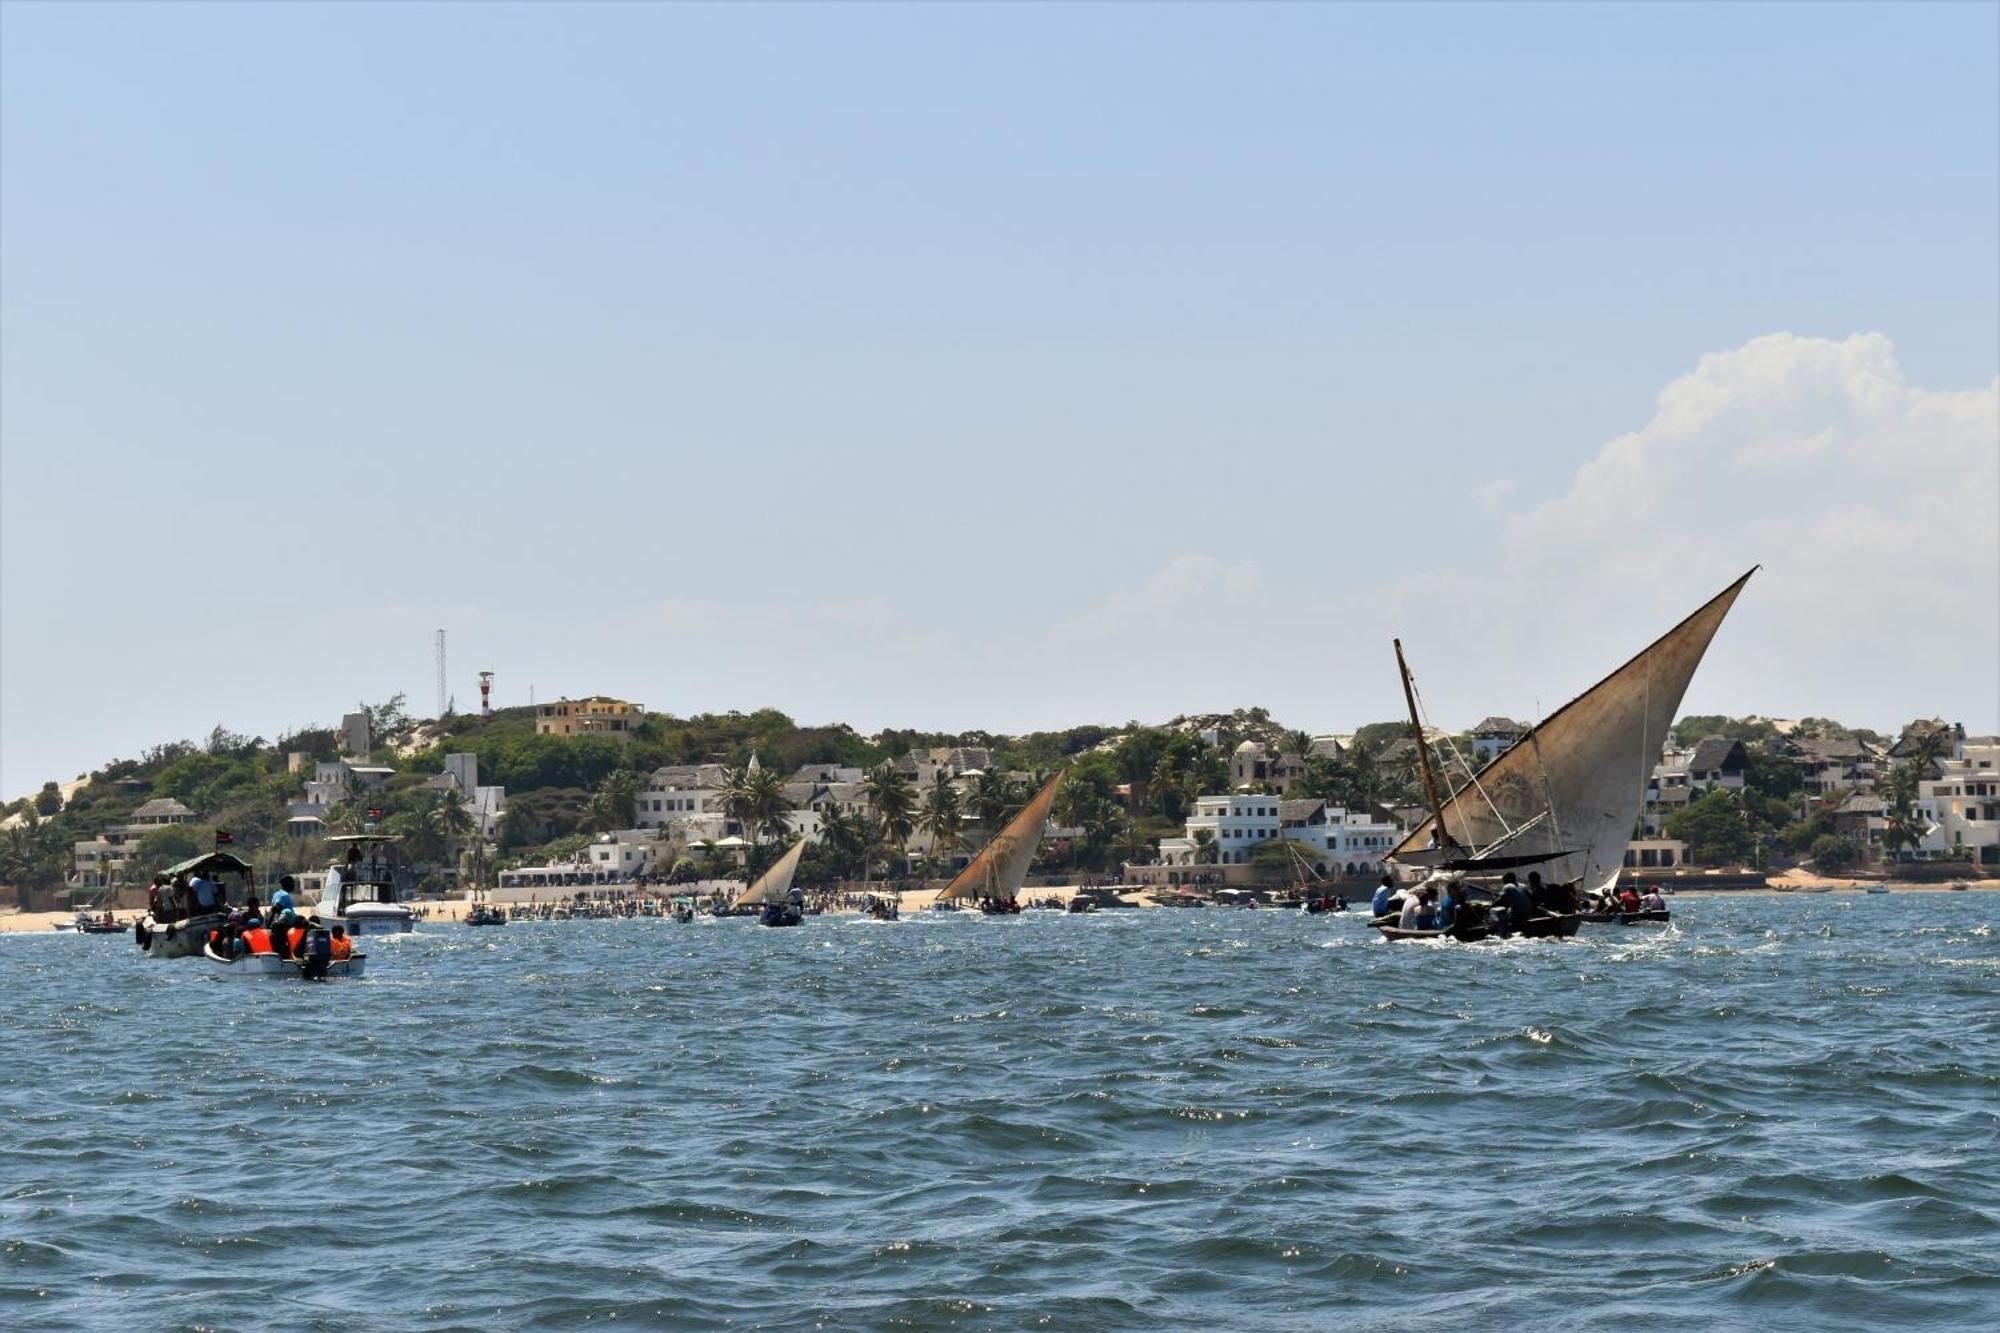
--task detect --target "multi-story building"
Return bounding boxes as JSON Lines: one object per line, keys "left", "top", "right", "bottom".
{"left": 1915, "top": 734, "right": 2000, "bottom": 865}
{"left": 536, "top": 696, "right": 645, "bottom": 739}
{"left": 1276, "top": 798, "right": 1404, "bottom": 876}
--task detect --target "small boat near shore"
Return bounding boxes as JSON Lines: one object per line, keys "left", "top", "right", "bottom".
{"left": 464, "top": 903, "right": 507, "bottom": 926}
{"left": 733, "top": 839, "right": 808, "bottom": 927}
{"left": 936, "top": 771, "right": 1064, "bottom": 917}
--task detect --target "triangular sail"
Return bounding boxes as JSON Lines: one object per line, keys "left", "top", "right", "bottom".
{"left": 937, "top": 771, "right": 1064, "bottom": 902}
{"left": 1390, "top": 568, "right": 1755, "bottom": 895}
{"left": 732, "top": 838, "right": 807, "bottom": 909}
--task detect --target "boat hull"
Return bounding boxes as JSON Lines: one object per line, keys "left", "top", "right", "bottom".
{"left": 134, "top": 912, "right": 229, "bottom": 958}
{"left": 1578, "top": 909, "right": 1671, "bottom": 925}
{"left": 204, "top": 946, "right": 367, "bottom": 980}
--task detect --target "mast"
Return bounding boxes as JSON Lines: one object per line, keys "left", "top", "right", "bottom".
{"left": 1394, "top": 639, "right": 1448, "bottom": 843}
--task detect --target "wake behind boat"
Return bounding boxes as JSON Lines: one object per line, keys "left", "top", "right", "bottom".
{"left": 1376, "top": 570, "right": 1754, "bottom": 943}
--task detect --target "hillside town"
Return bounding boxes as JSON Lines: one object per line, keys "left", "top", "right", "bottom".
{"left": 2, "top": 692, "right": 1995, "bottom": 913}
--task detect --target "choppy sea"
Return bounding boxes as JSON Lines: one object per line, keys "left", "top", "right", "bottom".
{"left": 2, "top": 894, "right": 1995, "bottom": 1331}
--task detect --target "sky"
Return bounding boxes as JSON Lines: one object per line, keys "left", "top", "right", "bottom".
{"left": 2, "top": 1, "right": 1996, "bottom": 795}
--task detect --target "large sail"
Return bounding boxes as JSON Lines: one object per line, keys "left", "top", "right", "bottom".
{"left": 1390, "top": 569, "right": 1755, "bottom": 895}
{"left": 732, "top": 838, "right": 808, "bottom": 909}
{"left": 937, "top": 771, "right": 1064, "bottom": 902}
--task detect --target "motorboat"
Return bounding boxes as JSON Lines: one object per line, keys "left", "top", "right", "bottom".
{"left": 203, "top": 941, "right": 366, "bottom": 980}
{"left": 318, "top": 835, "right": 416, "bottom": 935}
{"left": 134, "top": 850, "right": 256, "bottom": 958}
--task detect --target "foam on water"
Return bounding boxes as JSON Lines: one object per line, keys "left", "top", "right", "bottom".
{"left": 2, "top": 895, "right": 1996, "bottom": 1331}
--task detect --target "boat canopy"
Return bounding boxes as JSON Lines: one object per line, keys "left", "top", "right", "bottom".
{"left": 162, "top": 850, "right": 257, "bottom": 878}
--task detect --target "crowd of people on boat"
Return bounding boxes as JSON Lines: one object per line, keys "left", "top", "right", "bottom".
{"left": 1370, "top": 869, "right": 1581, "bottom": 933}
{"left": 1585, "top": 885, "right": 1668, "bottom": 914}
{"left": 195, "top": 875, "right": 354, "bottom": 977}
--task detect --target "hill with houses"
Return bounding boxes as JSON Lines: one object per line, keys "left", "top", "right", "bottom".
{"left": 3, "top": 694, "right": 1994, "bottom": 911}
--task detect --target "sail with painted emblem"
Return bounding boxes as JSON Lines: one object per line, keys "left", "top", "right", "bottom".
{"left": 1390, "top": 569, "right": 1756, "bottom": 895}
{"left": 937, "top": 771, "right": 1064, "bottom": 902}
{"left": 732, "top": 837, "right": 808, "bottom": 910}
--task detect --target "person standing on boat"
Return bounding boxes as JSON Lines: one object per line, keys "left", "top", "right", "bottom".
{"left": 188, "top": 872, "right": 221, "bottom": 915}
{"left": 1371, "top": 875, "right": 1396, "bottom": 917}
{"left": 269, "top": 876, "right": 297, "bottom": 918}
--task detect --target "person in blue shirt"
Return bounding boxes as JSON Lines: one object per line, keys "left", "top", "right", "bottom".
{"left": 1495, "top": 872, "right": 1536, "bottom": 932}
{"left": 188, "top": 874, "right": 221, "bottom": 913}
{"left": 1370, "top": 874, "right": 1396, "bottom": 917}
{"left": 1437, "top": 880, "right": 1464, "bottom": 930}
{"left": 269, "top": 876, "right": 297, "bottom": 917}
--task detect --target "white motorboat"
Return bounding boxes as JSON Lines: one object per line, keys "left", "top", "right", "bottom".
{"left": 203, "top": 942, "right": 366, "bottom": 980}
{"left": 317, "top": 835, "right": 416, "bottom": 935}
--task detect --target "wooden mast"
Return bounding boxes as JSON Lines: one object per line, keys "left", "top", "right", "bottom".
{"left": 1394, "top": 638, "right": 1449, "bottom": 846}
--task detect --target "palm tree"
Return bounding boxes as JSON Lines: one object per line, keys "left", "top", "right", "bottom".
{"left": 865, "top": 763, "right": 918, "bottom": 878}
{"left": 720, "top": 766, "right": 758, "bottom": 844}
{"left": 972, "top": 769, "right": 1019, "bottom": 837}
{"left": 819, "top": 806, "right": 867, "bottom": 881}
{"left": 744, "top": 766, "right": 792, "bottom": 845}
{"left": 920, "top": 772, "right": 961, "bottom": 870}
{"left": 589, "top": 768, "right": 640, "bottom": 832}
{"left": 1191, "top": 827, "right": 1217, "bottom": 865}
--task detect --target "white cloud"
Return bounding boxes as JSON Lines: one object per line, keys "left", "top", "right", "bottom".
{"left": 1383, "top": 333, "right": 1999, "bottom": 730}
{"left": 1053, "top": 553, "right": 1262, "bottom": 641}
{"left": 1471, "top": 477, "right": 1517, "bottom": 514}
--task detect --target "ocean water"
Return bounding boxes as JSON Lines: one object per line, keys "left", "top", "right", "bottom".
{"left": 2, "top": 895, "right": 1995, "bottom": 1332}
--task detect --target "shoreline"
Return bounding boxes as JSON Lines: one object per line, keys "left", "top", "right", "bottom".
{"left": 4, "top": 879, "right": 1995, "bottom": 934}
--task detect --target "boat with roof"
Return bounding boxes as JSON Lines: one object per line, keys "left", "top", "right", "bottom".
{"left": 317, "top": 834, "right": 416, "bottom": 935}
{"left": 935, "top": 772, "right": 1065, "bottom": 916}
{"left": 133, "top": 850, "right": 259, "bottom": 958}
{"left": 1375, "top": 570, "right": 1755, "bottom": 942}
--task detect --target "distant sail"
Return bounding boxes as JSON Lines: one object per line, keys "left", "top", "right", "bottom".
{"left": 937, "top": 771, "right": 1064, "bottom": 903}
{"left": 1390, "top": 569, "right": 1755, "bottom": 894}
{"left": 732, "top": 838, "right": 808, "bottom": 910}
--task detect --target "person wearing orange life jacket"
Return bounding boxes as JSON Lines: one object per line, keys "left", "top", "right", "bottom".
{"left": 328, "top": 926, "right": 352, "bottom": 961}
{"left": 241, "top": 925, "right": 273, "bottom": 955}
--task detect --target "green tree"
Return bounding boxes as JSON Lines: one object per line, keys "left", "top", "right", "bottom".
{"left": 587, "top": 769, "right": 641, "bottom": 832}
{"left": 865, "top": 764, "right": 918, "bottom": 877}
{"left": 1809, "top": 834, "right": 1861, "bottom": 872}
{"left": 920, "top": 772, "right": 962, "bottom": 863}
{"left": 1191, "top": 827, "right": 1217, "bottom": 864}
{"left": 33, "top": 782, "right": 62, "bottom": 817}
{"left": 1665, "top": 789, "right": 1756, "bottom": 866}
{"left": 1113, "top": 730, "right": 1167, "bottom": 815}
{"left": 133, "top": 822, "right": 203, "bottom": 869}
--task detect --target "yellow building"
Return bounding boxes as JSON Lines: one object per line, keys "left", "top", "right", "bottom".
{"left": 536, "top": 696, "right": 645, "bottom": 739}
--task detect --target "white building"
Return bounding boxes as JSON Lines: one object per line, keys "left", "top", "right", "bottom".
{"left": 1161, "top": 794, "right": 1284, "bottom": 866}
{"left": 1915, "top": 735, "right": 2000, "bottom": 866}
{"left": 1276, "top": 798, "right": 1403, "bottom": 877}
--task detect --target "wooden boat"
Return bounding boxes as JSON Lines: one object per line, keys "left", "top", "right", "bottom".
{"left": 134, "top": 850, "right": 259, "bottom": 958}
{"left": 936, "top": 772, "right": 1064, "bottom": 918}
{"left": 464, "top": 902, "right": 507, "bottom": 926}
{"left": 1384, "top": 570, "right": 1754, "bottom": 934}
{"left": 203, "top": 941, "right": 366, "bottom": 980}
{"left": 1578, "top": 908, "right": 1671, "bottom": 925}
{"left": 1375, "top": 904, "right": 1580, "bottom": 942}
{"left": 732, "top": 839, "right": 808, "bottom": 927}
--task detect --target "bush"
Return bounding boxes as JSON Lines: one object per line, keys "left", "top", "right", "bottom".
{"left": 1809, "top": 834, "right": 1861, "bottom": 872}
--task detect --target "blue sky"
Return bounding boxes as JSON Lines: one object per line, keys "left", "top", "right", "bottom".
{"left": 3, "top": 2, "right": 1996, "bottom": 794}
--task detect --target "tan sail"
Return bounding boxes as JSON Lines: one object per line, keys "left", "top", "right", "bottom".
{"left": 1390, "top": 568, "right": 1755, "bottom": 895}
{"left": 937, "top": 771, "right": 1064, "bottom": 902}
{"left": 732, "top": 837, "right": 808, "bottom": 910}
